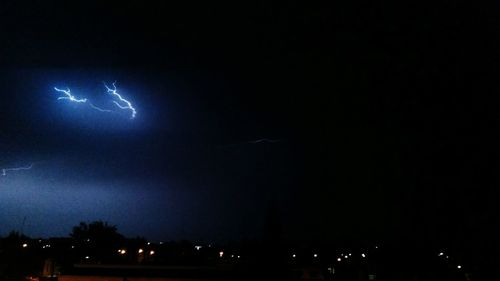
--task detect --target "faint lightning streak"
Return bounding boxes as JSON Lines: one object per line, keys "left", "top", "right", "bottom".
{"left": 54, "top": 87, "right": 87, "bottom": 103}
{"left": 248, "top": 139, "right": 281, "bottom": 144}
{"left": 104, "top": 82, "right": 136, "bottom": 119}
{"left": 1, "top": 163, "right": 33, "bottom": 176}
{"left": 89, "top": 102, "right": 113, "bottom": 112}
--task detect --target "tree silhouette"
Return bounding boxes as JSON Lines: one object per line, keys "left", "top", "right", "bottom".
{"left": 71, "top": 221, "right": 124, "bottom": 263}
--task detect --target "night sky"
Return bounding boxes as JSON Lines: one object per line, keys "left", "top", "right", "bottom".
{"left": 0, "top": 1, "right": 499, "bottom": 247}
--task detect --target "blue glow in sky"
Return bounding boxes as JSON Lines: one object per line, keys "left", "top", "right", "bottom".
{"left": 0, "top": 175, "right": 186, "bottom": 239}
{"left": 10, "top": 69, "right": 173, "bottom": 133}
{"left": 0, "top": 68, "right": 296, "bottom": 242}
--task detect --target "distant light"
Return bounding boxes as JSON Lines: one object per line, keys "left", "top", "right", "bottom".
{"left": 219, "top": 251, "right": 224, "bottom": 258}
{"left": 237, "top": 255, "right": 241, "bottom": 259}
{"left": 71, "top": 245, "right": 75, "bottom": 249}
{"left": 438, "top": 252, "right": 444, "bottom": 256}
{"left": 361, "top": 253, "right": 366, "bottom": 258}
{"left": 86, "top": 239, "right": 90, "bottom": 242}
{"left": 337, "top": 257, "right": 342, "bottom": 262}
{"left": 119, "top": 249, "right": 126, "bottom": 255}
{"left": 292, "top": 254, "right": 296, "bottom": 258}
{"left": 147, "top": 242, "right": 151, "bottom": 245}
{"left": 138, "top": 249, "right": 144, "bottom": 254}
{"left": 22, "top": 243, "right": 28, "bottom": 248}
{"left": 231, "top": 255, "right": 234, "bottom": 258}
{"left": 349, "top": 253, "right": 352, "bottom": 256}
{"left": 159, "top": 241, "right": 163, "bottom": 245}
{"left": 445, "top": 256, "right": 449, "bottom": 259}
{"left": 195, "top": 245, "right": 202, "bottom": 250}
{"left": 457, "top": 265, "right": 462, "bottom": 269}
{"left": 344, "top": 255, "right": 348, "bottom": 259}
{"left": 85, "top": 256, "right": 89, "bottom": 259}
{"left": 375, "top": 246, "right": 378, "bottom": 249}
{"left": 313, "top": 254, "right": 318, "bottom": 258}
{"left": 150, "top": 250, "right": 155, "bottom": 255}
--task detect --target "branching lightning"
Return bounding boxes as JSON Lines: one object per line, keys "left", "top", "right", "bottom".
{"left": 54, "top": 87, "right": 87, "bottom": 103}
{"left": 54, "top": 82, "right": 136, "bottom": 119}
{"left": 1, "top": 163, "right": 33, "bottom": 176}
{"left": 104, "top": 82, "right": 137, "bottom": 119}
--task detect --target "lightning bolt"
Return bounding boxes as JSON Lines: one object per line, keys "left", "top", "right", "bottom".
{"left": 1, "top": 163, "right": 33, "bottom": 176}
{"left": 104, "top": 82, "right": 137, "bottom": 119}
{"left": 54, "top": 87, "right": 87, "bottom": 103}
